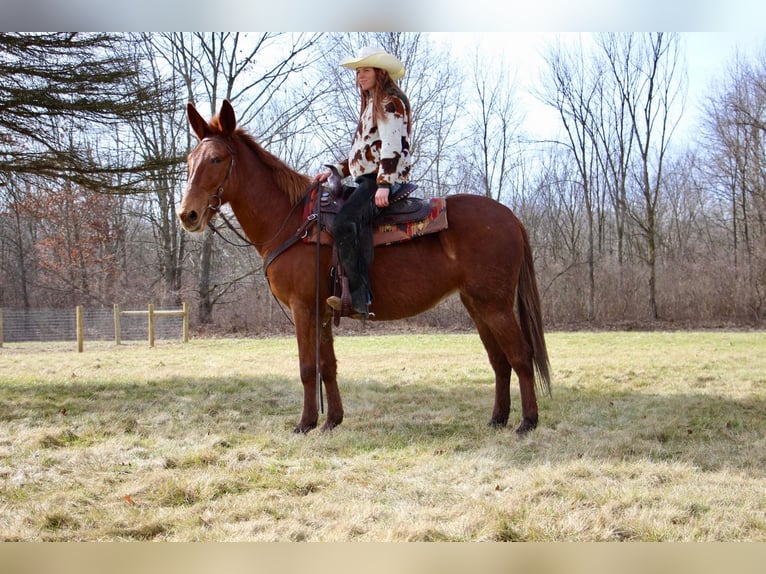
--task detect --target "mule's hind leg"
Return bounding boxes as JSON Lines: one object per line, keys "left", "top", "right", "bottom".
{"left": 461, "top": 295, "right": 539, "bottom": 434}
{"left": 460, "top": 295, "right": 512, "bottom": 427}
{"left": 469, "top": 315, "right": 513, "bottom": 427}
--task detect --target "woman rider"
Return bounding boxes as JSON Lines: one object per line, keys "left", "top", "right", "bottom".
{"left": 313, "top": 46, "right": 412, "bottom": 320}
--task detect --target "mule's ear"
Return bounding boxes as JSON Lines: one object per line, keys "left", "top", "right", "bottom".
{"left": 218, "top": 99, "right": 237, "bottom": 136}
{"left": 187, "top": 102, "right": 210, "bottom": 141}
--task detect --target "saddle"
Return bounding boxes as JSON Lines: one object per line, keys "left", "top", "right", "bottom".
{"left": 308, "top": 166, "right": 436, "bottom": 239}
{"left": 303, "top": 166, "right": 449, "bottom": 323}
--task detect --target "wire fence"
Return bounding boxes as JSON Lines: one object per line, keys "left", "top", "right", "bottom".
{"left": 0, "top": 305, "right": 187, "bottom": 345}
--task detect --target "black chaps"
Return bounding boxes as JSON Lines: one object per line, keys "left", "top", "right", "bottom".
{"left": 330, "top": 174, "right": 378, "bottom": 315}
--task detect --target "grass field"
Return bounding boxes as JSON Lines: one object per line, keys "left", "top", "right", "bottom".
{"left": 0, "top": 331, "right": 764, "bottom": 541}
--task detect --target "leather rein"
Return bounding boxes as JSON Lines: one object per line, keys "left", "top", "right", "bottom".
{"left": 198, "top": 137, "right": 319, "bottom": 272}
{"left": 195, "top": 136, "right": 325, "bottom": 413}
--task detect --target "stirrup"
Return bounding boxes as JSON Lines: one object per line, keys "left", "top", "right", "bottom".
{"left": 326, "top": 296, "right": 374, "bottom": 321}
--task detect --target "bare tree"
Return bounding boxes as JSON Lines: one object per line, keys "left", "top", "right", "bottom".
{"left": 118, "top": 34, "right": 190, "bottom": 307}
{"left": 599, "top": 32, "right": 685, "bottom": 321}
{"left": 539, "top": 35, "right": 602, "bottom": 321}
{"left": 465, "top": 48, "right": 523, "bottom": 202}
{"left": 591, "top": 42, "right": 634, "bottom": 270}
{"left": 0, "top": 176, "right": 36, "bottom": 308}
{"left": 151, "top": 32, "right": 324, "bottom": 324}
{"left": 701, "top": 47, "right": 766, "bottom": 319}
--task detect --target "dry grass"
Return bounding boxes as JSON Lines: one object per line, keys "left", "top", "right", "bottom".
{"left": 0, "top": 331, "right": 764, "bottom": 541}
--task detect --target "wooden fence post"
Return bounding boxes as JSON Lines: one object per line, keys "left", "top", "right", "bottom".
{"left": 76, "top": 305, "right": 84, "bottom": 353}
{"left": 0, "top": 308, "right": 3, "bottom": 348}
{"left": 148, "top": 303, "right": 155, "bottom": 348}
{"left": 114, "top": 303, "right": 121, "bottom": 345}
{"left": 182, "top": 301, "right": 189, "bottom": 343}
{"left": 116, "top": 302, "right": 187, "bottom": 347}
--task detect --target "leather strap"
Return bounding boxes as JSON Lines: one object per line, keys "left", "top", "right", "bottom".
{"left": 262, "top": 213, "right": 318, "bottom": 275}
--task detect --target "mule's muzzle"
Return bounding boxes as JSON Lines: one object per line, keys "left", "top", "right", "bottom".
{"left": 179, "top": 209, "right": 204, "bottom": 232}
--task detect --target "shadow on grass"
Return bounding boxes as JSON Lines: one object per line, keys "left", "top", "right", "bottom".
{"left": 2, "top": 372, "right": 764, "bottom": 475}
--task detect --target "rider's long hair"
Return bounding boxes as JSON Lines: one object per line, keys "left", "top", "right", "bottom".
{"left": 358, "top": 68, "right": 412, "bottom": 138}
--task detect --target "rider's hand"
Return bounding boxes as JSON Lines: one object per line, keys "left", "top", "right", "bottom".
{"left": 312, "top": 170, "right": 331, "bottom": 184}
{"left": 375, "top": 187, "right": 390, "bottom": 208}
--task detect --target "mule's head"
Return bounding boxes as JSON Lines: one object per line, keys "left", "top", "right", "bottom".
{"left": 178, "top": 100, "right": 238, "bottom": 233}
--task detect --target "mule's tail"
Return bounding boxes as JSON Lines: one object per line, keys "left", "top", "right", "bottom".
{"left": 516, "top": 224, "right": 552, "bottom": 397}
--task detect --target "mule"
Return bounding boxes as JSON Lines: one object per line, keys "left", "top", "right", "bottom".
{"left": 178, "top": 100, "right": 551, "bottom": 434}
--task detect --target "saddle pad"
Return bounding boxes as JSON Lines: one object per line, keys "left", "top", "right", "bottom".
{"left": 302, "top": 197, "right": 448, "bottom": 247}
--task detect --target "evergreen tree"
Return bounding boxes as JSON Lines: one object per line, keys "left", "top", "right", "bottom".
{"left": 0, "top": 32, "right": 166, "bottom": 190}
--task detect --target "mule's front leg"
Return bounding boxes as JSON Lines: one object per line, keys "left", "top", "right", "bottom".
{"left": 294, "top": 366, "right": 318, "bottom": 433}
{"left": 317, "top": 319, "right": 343, "bottom": 431}
{"left": 295, "top": 362, "right": 343, "bottom": 432}
{"left": 293, "top": 310, "right": 343, "bottom": 433}
{"left": 295, "top": 352, "right": 343, "bottom": 433}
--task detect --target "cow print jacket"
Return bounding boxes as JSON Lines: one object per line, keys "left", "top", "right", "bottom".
{"left": 333, "top": 92, "right": 411, "bottom": 188}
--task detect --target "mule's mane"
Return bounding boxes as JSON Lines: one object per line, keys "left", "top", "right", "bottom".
{"left": 211, "top": 119, "right": 310, "bottom": 206}
{"left": 238, "top": 130, "right": 311, "bottom": 206}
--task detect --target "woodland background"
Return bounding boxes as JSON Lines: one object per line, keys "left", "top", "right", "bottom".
{"left": 1, "top": 32, "right": 765, "bottom": 334}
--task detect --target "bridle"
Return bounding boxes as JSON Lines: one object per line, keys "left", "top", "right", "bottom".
{"left": 191, "top": 136, "right": 326, "bottom": 414}
{"left": 196, "top": 137, "right": 257, "bottom": 248}
{"left": 198, "top": 137, "right": 235, "bottom": 221}
{"left": 195, "top": 137, "right": 311, "bottom": 251}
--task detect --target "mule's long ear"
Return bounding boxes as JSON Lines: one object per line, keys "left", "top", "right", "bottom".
{"left": 187, "top": 102, "right": 210, "bottom": 141}
{"left": 219, "top": 99, "right": 237, "bottom": 136}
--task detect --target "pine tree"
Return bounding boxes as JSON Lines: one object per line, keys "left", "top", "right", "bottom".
{"left": 0, "top": 32, "right": 166, "bottom": 190}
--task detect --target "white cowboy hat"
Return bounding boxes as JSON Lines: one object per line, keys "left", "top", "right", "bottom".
{"left": 340, "top": 46, "right": 405, "bottom": 80}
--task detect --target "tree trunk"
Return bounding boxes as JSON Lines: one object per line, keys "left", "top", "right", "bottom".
{"left": 197, "top": 227, "right": 215, "bottom": 324}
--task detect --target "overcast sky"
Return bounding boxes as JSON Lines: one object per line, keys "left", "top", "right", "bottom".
{"left": 3, "top": 0, "right": 766, "bottom": 35}
{"left": 430, "top": 32, "right": 765, "bottom": 143}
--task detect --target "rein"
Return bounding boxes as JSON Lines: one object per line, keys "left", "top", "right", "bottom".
{"left": 208, "top": 194, "right": 308, "bottom": 251}
{"left": 200, "top": 138, "right": 319, "bottom": 254}
{"left": 196, "top": 137, "right": 325, "bottom": 413}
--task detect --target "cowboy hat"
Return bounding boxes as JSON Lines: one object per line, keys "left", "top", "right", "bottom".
{"left": 340, "top": 47, "right": 405, "bottom": 80}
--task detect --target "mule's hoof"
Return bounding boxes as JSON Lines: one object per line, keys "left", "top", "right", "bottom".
{"left": 293, "top": 421, "right": 317, "bottom": 434}
{"left": 320, "top": 420, "right": 341, "bottom": 433}
{"left": 488, "top": 418, "right": 508, "bottom": 428}
{"left": 515, "top": 418, "right": 538, "bottom": 435}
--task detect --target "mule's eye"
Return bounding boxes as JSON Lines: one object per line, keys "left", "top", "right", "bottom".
{"left": 211, "top": 157, "right": 222, "bottom": 164}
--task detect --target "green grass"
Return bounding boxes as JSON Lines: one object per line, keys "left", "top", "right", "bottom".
{"left": 0, "top": 331, "right": 764, "bottom": 541}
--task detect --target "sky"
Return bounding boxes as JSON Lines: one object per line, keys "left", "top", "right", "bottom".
{"left": 430, "top": 32, "right": 766, "bottom": 143}
{"left": 682, "top": 32, "right": 764, "bottom": 134}
{"left": 3, "top": 0, "right": 766, "bottom": 34}
{"left": 1, "top": 0, "right": 764, "bottom": 146}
